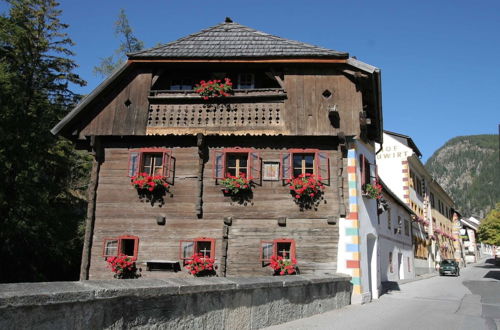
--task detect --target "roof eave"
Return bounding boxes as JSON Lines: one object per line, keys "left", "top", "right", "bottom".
{"left": 51, "top": 61, "right": 130, "bottom": 137}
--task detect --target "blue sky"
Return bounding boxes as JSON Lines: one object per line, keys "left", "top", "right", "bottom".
{"left": 4, "top": 0, "right": 500, "bottom": 161}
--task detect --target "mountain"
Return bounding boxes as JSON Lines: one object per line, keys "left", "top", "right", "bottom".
{"left": 425, "top": 134, "right": 499, "bottom": 219}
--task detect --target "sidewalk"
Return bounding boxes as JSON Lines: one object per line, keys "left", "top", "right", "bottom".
{"left": 381, "top": 271, "right": 437, "bottom": 294}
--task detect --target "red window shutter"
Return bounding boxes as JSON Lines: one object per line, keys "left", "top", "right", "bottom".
{"left": 260, "top": 241, "right": 274, "bottom": 262}
{"left": 249, "top": 151, "right": 261, "bottom": 184}
{"left": 128, "top": 151, "right": 141, "bottom": 177}
{"left": 179, "top": 240, "right": 195, "bottom": 261}
{"left": 316, "top": 151, "right": 330, "bottom": 185}
{"left": 212, "top": 150, "right": 225, "bottom": 179}
{"left": 280, "top": 152, "right": 292, "bottom": 180}
{"left": 162, "top": 150, "right": 174, "bottom": 183}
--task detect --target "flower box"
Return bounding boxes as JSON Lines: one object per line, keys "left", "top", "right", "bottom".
{"left": 106, "top": 255, "right": 141, "bottom": 279}
{"left": 184, "top": 253, "right": 216, "bottom": 277}
{"left": 269, "top": 255, "right": 297, "bottom": 275}
{"left": 287, "top": 173, "right": 325, "bottom": 209}
{"left": 362, "top": 182, "right": 383, "bottom": 199}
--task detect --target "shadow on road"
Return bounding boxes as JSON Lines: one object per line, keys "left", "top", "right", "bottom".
{"left": 473, "top": 258, "right": 500, "bottom": 269}
{"left": 483, "top": 271, "right": 500, "bottom": 280}
{"left": 381, "top": 281, "right": 401, "bottom": 295}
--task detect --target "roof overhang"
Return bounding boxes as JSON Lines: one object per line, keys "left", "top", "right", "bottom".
{"left": 51, "top": 62, "right": 130, "bottom": 137}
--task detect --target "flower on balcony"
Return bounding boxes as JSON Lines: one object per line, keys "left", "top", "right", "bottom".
{"left": 220, "top": 172, "right": 252, "bottom": 195}
{"left": 362, "top": 182, "right": 383, "bottom": 199}
{"left": 185, "top": 253, "right": 216, "bottom": 277}
{"left": 195, "top": 78, "right": 233, "bottom": 100}
{"left": 106, "top": 255, "right": 141, "bottom": 279}
{"left": 269, "top": 255, "right": 297, "bottom": 275}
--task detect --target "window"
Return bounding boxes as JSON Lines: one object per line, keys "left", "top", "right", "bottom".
{"left": 170, "top": 78, "right": 193, "bottom": 90}
{"left": 179, "top": 237, "right": 216, "bottom": 263}
{"left": 226, "top": 153, "right": 248, "bottom": 176}
{"left": 396, "top": 216, "right": 402, "bottom": 235}
{"left": 359, "top": 154, "right": 376, "bottom": 191}
{"left": 237, "top": 73, "right": 255, "bottom": 89}
{"left": 103, "top": 235, "right": 139, "bottom": 259}
{"left": 387, "top": 208, "right": 392, "bottom": 230}
{"left": 293, "top": 153, "right": 315, "bottom": 177}
{"left": 430, "top": 193, "right": 435, "bottom": 208}
{"left": 128, "top": 148, "right": 174, "bottom": 182}
{"left": 404, "top": 219, "right": 410, "bottom": 236}
{"left": 213, "top": 148, "right": 261, "bottom": 182}
{"left": 389, "top": 252, "right": 393, "bottom": 273}
{"left": 260, "top": 239, "right": 296, "bottom": 264}
{"left": 280, "top": 149, "right": 330, "bottom": 184}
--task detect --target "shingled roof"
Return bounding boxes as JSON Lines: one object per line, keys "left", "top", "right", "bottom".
{"left": 129, "top": 18, "right": 348, "bottom": 60}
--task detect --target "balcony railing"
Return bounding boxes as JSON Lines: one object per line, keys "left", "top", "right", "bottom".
{"left": 147, "top": 88, "right": 286, "bottom": 129}
{"left": 149, "top": 88, "right": 286, "bottom": 101}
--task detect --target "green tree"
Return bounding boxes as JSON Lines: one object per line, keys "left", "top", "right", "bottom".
{"left": 93, "top": 8, "right": 143, "bottom": 77}
{"left": 0, "top": 0, "right": 91, "bottom": 282}
{"left": 478, "top": 203, "right": 500, "bottom": 246}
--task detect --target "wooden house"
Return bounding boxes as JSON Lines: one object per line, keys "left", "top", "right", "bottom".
{"left": 52, "top": 18, "right": 382, "bottom": 281}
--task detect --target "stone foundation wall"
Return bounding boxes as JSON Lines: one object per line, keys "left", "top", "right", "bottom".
{"left": 0, "top": 275, "right": 351, "bottom": 330}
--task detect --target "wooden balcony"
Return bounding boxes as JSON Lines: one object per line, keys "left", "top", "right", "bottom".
{"left": 146, "top": 88, "right": 286, "bottom": 135}
{"left": 148, "top": 88, "right": 286, "bottom": 102}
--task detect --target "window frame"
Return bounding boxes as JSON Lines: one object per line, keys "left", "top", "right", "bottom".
{"left": 280, "top": 149, "right": 330, "bottom": 185}
{"left": 102, "top": 235, "right": 139, "bottom": 260}
{"left": 237, "top": 73, "right": 255, "bottom": 89}
{"left": 359, "top": 154, "right": 376, "bottom": 191}
{"left": 128, "top": 148, "right": 174, "bottom": 183}
{"left": 260, "top": 238, "right": 296, "bottom": 263}
{"left": 179, "top": 237, "right": 216, "bottom": 262}
{"left": 212, "top": 147, "right": 261, "bottom": 184}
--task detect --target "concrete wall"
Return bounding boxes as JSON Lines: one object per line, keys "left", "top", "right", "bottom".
{"left": 0, "top": 275, "right": 351, "bottom": 330}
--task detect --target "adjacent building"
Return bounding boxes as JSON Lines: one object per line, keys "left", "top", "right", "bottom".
{"left": 376, "top": 131, "right": 461, "bottom": 274}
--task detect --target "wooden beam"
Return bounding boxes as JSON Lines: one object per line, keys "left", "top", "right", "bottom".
{"left": 79, "top": 136, "right": 102, "bottom": 280}
{"left": 129, "top": 58, "right": 347, "bottom": 64}
{"left": 266, "top": 69, "right": 285, "bottom": 89}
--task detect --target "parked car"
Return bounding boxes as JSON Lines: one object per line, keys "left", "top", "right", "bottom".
{"left": 439, "top": 259, "right": 460, "bottom": 276}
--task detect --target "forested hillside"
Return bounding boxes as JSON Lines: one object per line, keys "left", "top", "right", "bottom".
{"left": 425, "top": 135, "right": 499, "bottom": 218}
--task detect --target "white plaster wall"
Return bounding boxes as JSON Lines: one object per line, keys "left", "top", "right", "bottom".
{"left": 377, "top": 193, "right": 414, "bottom": 282}
{"left": 356, "top": 141, "right": 380, "bottom": 302}
{"left": 376, "top": 133, "right": 414, "bottom": 201}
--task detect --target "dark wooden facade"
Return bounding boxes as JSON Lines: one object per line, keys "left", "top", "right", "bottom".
{"left": 53, "top": 20, "right": 382, "bottom": 280}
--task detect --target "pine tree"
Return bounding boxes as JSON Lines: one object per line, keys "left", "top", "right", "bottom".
{"left": 93, "top": 8, "right": 143, "bottom": 77}
{"left": 0, "top": 0, "right": 90, "bottom": 282}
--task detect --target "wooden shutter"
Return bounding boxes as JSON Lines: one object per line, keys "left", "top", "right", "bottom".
{"left": 212, "top": 150, "right": 225, "bottom": 179}
{"left": 280, "top": 152, "right": 292, "bottom": 180}
{"left": 316, "top": 152, "right": 330, "bottom": 185}
{"left": 162, "top": 150, "right": 174, "bottom": 183}
{"left": 359, "top": 154, "right": 366, "bottom": 187}
{"left": 179, "top": 240, "right": 195, "bottom": 261}
{"left": 249, "top": 151, "right": 261, "bottom": 185}
{"left": 128, "top": 151, "right": 141, "bottom": 177}
{"left": 260, "top": 241, "right": 274, "bottom": 262}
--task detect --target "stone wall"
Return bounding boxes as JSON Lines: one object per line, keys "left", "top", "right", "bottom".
{"left": 0, "top": 275, "right": 351, "bottom": 330}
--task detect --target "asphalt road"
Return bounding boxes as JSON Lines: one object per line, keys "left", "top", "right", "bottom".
{"left": 265, "top": 258, "right": 500, "bottom": 330}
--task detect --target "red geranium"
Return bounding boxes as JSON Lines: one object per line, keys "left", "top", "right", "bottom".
{"left": 106, "top": 254, "right": 141, "bottom": 279}
{"left": 269, "top": 255, "right": 297, "bottom": 275}
{"left": 195, "top": 78, "right": 233, "bottom": 99}
{"left": 220, "top": 172, "right": 252, "bottom": 195}
{"left": 130, "top": 172, "right": 169, "bottom": 192}
{"left": 185, "top": 253, "right": 216, "bottom": 277}
{"left": 287, "top": 173, "right": 324, "bottom": 201}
